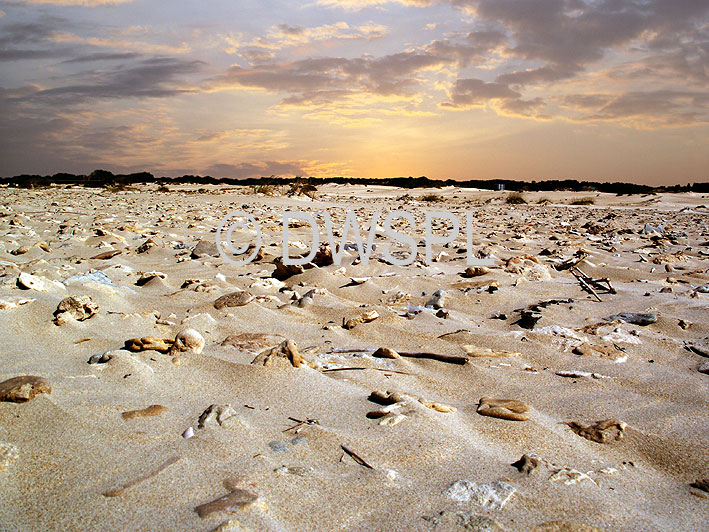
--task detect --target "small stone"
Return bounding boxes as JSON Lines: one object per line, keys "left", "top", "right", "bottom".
{"left": 0, "top": 442, "right": 19, "bottom": 472}
{"left": 124, "top": 337, "right": 173, "bottom": 353}
{"left": 182, "top": 427, "right": 194, "bottom": 439}
{"left": 678, "top": 319, "right": 690, "bottom": 330}
{"left": 378, "top": 413, "right": 407, "bottom": 426}
{"left": 344, "top": 310, "right": 379, "bottom": 329}
{"left": 10, "top": 246, "right": 29, "bottom": 256}
{"left": 463, "top": 266, "right": 491, "bottom": 277}
{"left": 268, "top": 440, "right": 290, "bottom": 453}
{"left": 564, "top": 419, "right": 627, "bottom": 443}
{"left": 532, "top": 521, "right": 606, "bottom": 532}
{"left": 511, "top": 454, "right": 540, "bottom": 475}
{"left": 477, "top": 397, "right": 530, "bottom": 421}
{"left": 136, "top": 238, "right": 158, "bottom": 254}
{"left": 195, "top": 488, "right": 259, "bottom": 518}
{"left": 53, "top": 295, "right": 99, "bottom": 325}
{"left": 136, "top": 271, "right": 166, "bottom": 286}
{"left": 17, "top": 272, "right": 46, "bottom": 291}
{"left": 0, "top": 376, "right": 51, "bottom": 403}
{"left": 197, "top": 404, "right": 237, "bottom": 429}
{"left": 368, "top": 390, "right": 408, "bottom": 405}
{"left": 122, "top": 405, "right": 168, "bottom": 420}
{"left": 214, "top": 291, "right": 253, "bottom": 309}
{"left": 313, "top": 245, "right": 334, "bottom": 267}
{"left": 272, "top": 257, "right": 306, "bottom": 280}
{"left": 91, "top": 250, "right": 122, "bottom": 260}
{"left": 251, "top": 339, "right": 311, "bottom": 368}
{"left": 698, "top": 361, "right": 709, "bottom": 374}
{"left": 88, "top": 352, "right": 113, "bottom": 364}
{"left": 427, "top": 289, "right": 446, "bottom": 309}
{"left": 168, "top": 328, "right": 205, "bottom": 356}
{"left": 372, "top": 347, "right": 400, "bottom": 359}
{"left": 192, "top": 239, "right": 219, "bottom": 259}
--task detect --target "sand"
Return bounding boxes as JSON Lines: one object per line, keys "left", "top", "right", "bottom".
{"left": 0, "top": 183, "right": 708, "bottom": 531}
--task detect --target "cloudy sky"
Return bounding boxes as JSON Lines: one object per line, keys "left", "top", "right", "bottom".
{"left": 1, "top": 0, "right": 707, "bottom": 184}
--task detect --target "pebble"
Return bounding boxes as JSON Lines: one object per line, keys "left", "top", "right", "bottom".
{"left": 272, "top": 257, "right": 306, "bottom": 280}
{"left": 268, "top": 440, "right": 290, "bottom": 453}
{"left": 17, "top": 272, "right": 45, "bottom": 291}
{"left": 91, "top": 250, "right": 122, "bottom": 260}
{"left": 372, "top": 347, "right": 401, "bottom": 359}
{"left": 564, "top": 419, "right": 626, "bottom": 443}
{"left": 195, "top": 488, "right": 260, "bottom": 518}
{"left": 344, "top": 309, "right": 379, "bottom": 329}
{"left": 427, "top": 289, "right": 446, "bottom": 309}
{"left": 477, "top": 397, "right": 530, "bottom": 421}
{"left": 532, "top": 522, "right": 606, "bottom": 532}
{"left": 122, "top": 405, "right": 168, "bottom": 420}
{"left": 124, "top": 337, "right": 173, "bottom": 353}
{"left": 136, "top": 271, "right": 166, "bottom": 286}
{"left": 182, "top": 427, "right": 194, "bottom": 439}
{"left": 511, "top": 454, "right": 540, "bottom": 475}
{"left": 463, "top": 266, "right": 491, "bottom": 277}
{"left": 53, "top": 295, "right": 99, "bottom": 325}
{"left": 214, "top": 291, "right": 254, "bottom": 309}
{"left": 136, "top": 238, "right": 158, "bottom": 254}
{"left": 445, "top": 480, "right": 516, "bottom": 509}
{"left": 0, "top": 376, "right": 51, "bottom": 403}
{"left": 169, "top": 329, "right": 205, "bottom": 356}
{"left": 192, "top": 239, "right": 219, "bottom": 259}
{"left": 0, "top": 442, "right": 19, "bottom": 472}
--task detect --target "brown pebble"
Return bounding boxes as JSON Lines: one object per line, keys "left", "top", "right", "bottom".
{"left": 124, "top": 337, "right": 173, "bottom": 353}
{"left": 0, "top": 376, "right": 51, "bottom": 403}
{"left": 344, "top": 310, "right": 379, "bottom": 329}
{"left": 91, "top": 250, "right": 122, "bottom": 260}
{"left": 53, "top": 295, "right": 99, "bottom": 325}
{"left": 477, "top": 397, "right": 530, "bottom": 421}
{"left": 214, "top": 291, "right": 254, "bottom": 309}
{"left": 121, "top": 405, "right": 168, "bottom": 420}
{"left": 195, "top": 489, "right": 259, "bottom": 518}
{"left": 372, "top": 347, "right": 400, "bottom": 359}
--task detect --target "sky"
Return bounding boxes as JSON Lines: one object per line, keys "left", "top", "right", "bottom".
{"left": 0, "top": 0, "right": 708, "bottom": 185}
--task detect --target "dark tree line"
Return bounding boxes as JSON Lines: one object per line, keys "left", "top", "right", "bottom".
{"left": 2, "top": 169, "right": 707, "bottom": 194}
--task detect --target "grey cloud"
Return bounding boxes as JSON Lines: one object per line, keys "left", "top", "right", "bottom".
{"left": 25, "top": 57, "right": 204, "bottom": 104}
{"left": 0, "top": 18, "right": 74, "bottom": 61}
{"left": 559, "top": 89, "right": 709, "bottom": 125}
{"left": 60, "top": 52, "right": 141, "bottom": 63}
{"left": 441, "top": 77, "right": 519, "bottom": 107}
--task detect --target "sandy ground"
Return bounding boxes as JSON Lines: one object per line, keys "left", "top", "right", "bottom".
{"left": 1, "top": 183, "right": 708, "bottom": 532}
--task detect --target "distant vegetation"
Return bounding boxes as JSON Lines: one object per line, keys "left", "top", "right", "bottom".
{"left": 2, "top": 169, "right": 708, "bottom": 194}
{"left": 420, "top": 193, "right": 442, "bottom": 202}
{"left": 571, "top": 197, "right": 595, "bottom": 205}
{"left": 506, "top": 192, "right": 527, "bottom": 204}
